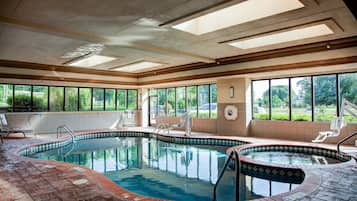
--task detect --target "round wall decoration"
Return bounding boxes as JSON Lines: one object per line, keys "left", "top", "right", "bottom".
{"left": 224, "top": 105, "right": 238, "bottom": 120}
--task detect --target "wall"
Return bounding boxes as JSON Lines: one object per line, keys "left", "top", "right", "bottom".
{"left": 5, "top": 111, "right": 137, "bottom": 134}
{"left": 156, "top": 116, "right": 217, "bottom": 133}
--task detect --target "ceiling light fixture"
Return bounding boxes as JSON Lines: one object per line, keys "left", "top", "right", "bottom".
{"left": 228, "top": 24, "right": 334, "bottom": 49}
{"left": 68, "top": 55, "right": 116, "bottom": 67}
{"left": 112, "top": 61, "right": 164, "bottom": 72}
{"left": 172, "top": 0, "right": 304, "bottom": 35}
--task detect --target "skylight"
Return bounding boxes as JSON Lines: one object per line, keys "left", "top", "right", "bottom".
{"left": 172, "top": 0, "right": 304, "bottom": 35}
{"left": 228, "top": 24, "right": 334, "bottom": 49}
{"left": 112, "top": 61, "right": 163, "bottom": 72}
{"left": 68, "top": 55, "right": 116, "bottom": 67}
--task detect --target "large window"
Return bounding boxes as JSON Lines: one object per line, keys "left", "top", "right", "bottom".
{"left": 339, "top": 73, "right": 357, "bottom": 123}
{"left": 65, "top": 87, "right": 78, "bottom": 111}
{"left": 117, "top": 89, "right": 126, "bottom": 110}
{"left": 291, "top": 77, "right": 312, "bottom": 121}
{"left": 50, "top": 86, "right": 64, "bottom": 112}
{"left": 79, "top": 88, "right": 91, "bottom": 111}
{"left": 14, "top": 85, "right": 32, "bottom": 112}
{"left": 198, "top": 85, "right": 209, "bottom": 118}
{"left": 93, "top": 88, "right": 104, "bottom": 111}
{"left": 105, "top": 89, "right": 116, "bottom": 111}
{"left": 187, "top": 86, "right": 197, "bottom": 117}
{"left": 176, "top": 87, "right": 186, "bottom": 117}
{"left": 149, "top": 84, "right": 217, "bottom": 123}
{"left": 0, "top": 84, "right": 13, "bottom": 111}
{"left": 252, "top": 72, "right": 355, "bottom": 123}
{"left": 33, "top": 86, "right": 48, "bottom": 112}
{"left": 271, "top": 79, "right": 289, "bottom": 120}
{"left": 313, "top": 75, "right": 336, "bottom": 122}
{"left": 0, "top": 83, "right": 137, "bottom": 112}
{"left": 252, "top": 80, "right": 270, "bottom": 120}
{"left": 127, "top": 89, "right": 138, "bottom": 110}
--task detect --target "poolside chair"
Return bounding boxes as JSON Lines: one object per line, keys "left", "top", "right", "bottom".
{"left": 0, "top": 113, "right": 31, "bottom": 143}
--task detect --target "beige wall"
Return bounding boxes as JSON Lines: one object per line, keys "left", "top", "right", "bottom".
{"left": 156, "top": 116, "right": 217, "bottom": 133}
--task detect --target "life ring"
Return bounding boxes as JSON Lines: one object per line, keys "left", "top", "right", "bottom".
{"left": 224, "top": 105, "right": 238, "bottom": 120}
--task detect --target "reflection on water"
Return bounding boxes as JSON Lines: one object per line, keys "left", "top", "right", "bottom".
{"left": 29, "top": 137, "right": 300, "bottom": 201}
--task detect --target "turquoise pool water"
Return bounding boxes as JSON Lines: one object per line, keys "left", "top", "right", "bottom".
{"left": 243, "top": 151, "right": 341, "bottom": 165}
{"left": 27, "top": 137, "right": 300, "bottom": 201}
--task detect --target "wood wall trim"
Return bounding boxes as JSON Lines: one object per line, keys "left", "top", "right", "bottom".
{"left": 0, "top": 60, "right": 138, "bottom": 78}
{"left": 138, "top": 36, "right": 357, "bottom": 77}
{"left": 0, "top": 73, "right": 138, "bottom": 86}
{"left": 138, "top": 56, "right": 357, "bottom": 85}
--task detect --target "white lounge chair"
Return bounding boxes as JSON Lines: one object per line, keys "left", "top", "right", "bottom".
{"left": 0, "top": 114, "right": 31, "bottom": 143}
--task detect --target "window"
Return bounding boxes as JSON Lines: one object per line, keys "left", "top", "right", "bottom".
{"left": 339, "top": 73, "right": 357, "bottom": 123}
{"left": 127, "top": 89, "right": 138, "bottom": 110}
{"left": 33, "top": 86, "right": 48, "bottom": 112}
{"left": 149, "top": 89, "right": 158, "bottom": 125}
{"left": 187, "top": 86, "right": 197, "bottom": 117}
{"left": 158, "top": 89, "right": 166, "bottom": 115}
{"left": 14, "top": 85, "right": 32, "bottom": 112}
{"left": 0, "top": 84, "right": 13, "bottom": 111}
{"left": 252, "top": 80, "right": 270, "bottom": 120}
{"left": 198, "top": 85, "right": 209, "bottom": 118}
{"left": 49, "top": 86, "right": 64, "bottom": 112}
{"left": 105, "top": 89, "right": 116, "bottom": 111}
{"left": 93, "top": 88, "right": 104, "bottom": 111}
{"left": 291, "top": 77, "right": 312, "bottom": 121}
{"left": 313, "top": 75, "right": 336, "bottom": 122}
{"left": 176, "top": 87, "right": 186, "bottom": 117}
{"left": 271, "top": 79, "right": 289, "bottom": 120}
{"left": 79, "top": 88, "right": 91, "bottom": 111}
{"left": 167, "top": 88, "right": 176, "bottom": 116}
{"left": 210, "top": 84, "right": 217, "bottom": 119}
{"left": 65, "top": 87, "right": 78, "bottom": 111}
{"left": 117, "top": 89, "right": 126, "bottom": 110}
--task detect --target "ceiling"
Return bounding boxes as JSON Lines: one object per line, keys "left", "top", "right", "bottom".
{"left": 0, "top": 0, "right": 356, "bottom": 74}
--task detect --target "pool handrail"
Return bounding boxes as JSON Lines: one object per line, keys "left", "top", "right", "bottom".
{"left": 213, "top": 149, "right": 240, "bottom": 201}
{"left": 57, "top": 125, "right": 75, "bottom": 143}
{"left": 337, "top": 131, "right": 357, "bottom": 153}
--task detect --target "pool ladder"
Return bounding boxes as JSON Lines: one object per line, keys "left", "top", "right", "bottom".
{"left": 212, "top": 149, "right": 241, "bottom": 201}
{"left": 57, "top": 125, "right": 75, "bottom": 143}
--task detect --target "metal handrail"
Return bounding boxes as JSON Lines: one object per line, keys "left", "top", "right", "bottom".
{"left": 57, "top": 125, "right": 75, "bottom": 143}
{"left": 213, "top": 149, "right": 240, "bottom": 201}
{"left": 337, "top": 132, "right": 357, "bottom": 153}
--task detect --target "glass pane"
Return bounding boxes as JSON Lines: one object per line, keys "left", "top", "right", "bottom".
{"left": 339, "top": 73, "right": 357, "bottom": 123}
{"left": 93, "top": 88, "right": 104, "bottom": 111}
{"left": 33, "top": 86, "right": 48, "bottom": 112}
{"left": 198, "top": 85, "right": 210, "bottom": 118}
{"left": 0, "top": 84, "right": 13, "bottom": 111}
{"left": 187, "top": 86, "right": 197, "bottom": 117}
{"left": 252, "top": 80, "right": 270, "bottom": 120}
{"left": 158, "top": 89, "right": 166, "bottom": 115}
{"left": 79, "top": 88, "right": 91, "bottom": 111}
{"left": 105, "top": 89, "right": 116, "bottom": 111}
{"left": 127, "top": 90, "right": 137, "bottom": 110}
{"left": 117, "top": 89, "right": 126, "bottom": 110}
{"left": 49, "top": 86, "right": 64, "bottom": 112}
{"left": 313, "top": 75, "right": 337, "bottom": 122}
{"left": 14, "top": 85, "right": 32, "bottom": 112}
{"left": 271, "top": 79, "right": 289, "bottom": 120}
{"left": 65, "top": 87, "right": 78, "bottom": 111}
{"left": 176, "top": 87, "right": 186, "bottom": 117}
{"left": 291, "top": 77, "right": 312, "bottom": 121}
{"left": 210, "top": 84, "right": 217, "bottom": 119}
{"left": 149, "top": 89, "right": 158, "bottom": 125}
{"left": 167, "top": 88, "right": 175, "bottom": 116}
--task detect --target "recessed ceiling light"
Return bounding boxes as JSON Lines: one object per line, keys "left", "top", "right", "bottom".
{"left": 228, "top": 24, "right": 334, "bottom": 49}
{"left": 172, "top": 0, "right": 304, "bottom": 35}
{"left": 68, "top": 55, "right": 116, "bottom": 67}
{"left": 112, "top": 61, "right": 164, "bottom": 72}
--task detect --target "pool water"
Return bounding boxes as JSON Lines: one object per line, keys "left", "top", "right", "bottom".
{"left": 28, "top": 137, "right": 300, "bottom": 201}
{"left": 243, "top": 151, "right": 341, "bottom": 165}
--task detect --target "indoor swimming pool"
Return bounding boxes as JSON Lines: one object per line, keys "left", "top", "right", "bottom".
{"left": 25, "top": 135, "right": 301, "bottom": 201}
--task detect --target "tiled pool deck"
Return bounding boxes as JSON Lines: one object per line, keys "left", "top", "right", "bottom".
{"left": 0, "top": 128, "right": 356, "bottom": 201}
